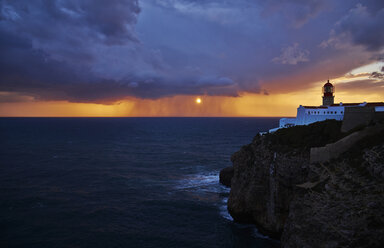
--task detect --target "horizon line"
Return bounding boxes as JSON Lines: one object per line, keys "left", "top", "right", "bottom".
{"left": 0, "top": 116, "right": 294, "bottom": 118}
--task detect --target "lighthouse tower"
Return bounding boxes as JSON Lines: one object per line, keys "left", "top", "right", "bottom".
{"left": 322, "top": 80, "right": 334, "bottom": 106}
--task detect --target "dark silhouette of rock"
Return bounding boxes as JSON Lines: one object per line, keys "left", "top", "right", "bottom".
{"left": 226, "top": 120, "right": 384, "bottom": 247}
{"left": 219, "top": 166, "right": 234, "bottom": 187}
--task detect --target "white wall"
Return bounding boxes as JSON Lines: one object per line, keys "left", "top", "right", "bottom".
{"left": 279, "top": 118, "right": 296, "bottom": 128}
{"left": 295, "top": 105, "right": 344, "bottom": 126}
{"left": 270, "top": 104, "right": 371, "bottom": 133}
{"left": 376, "top": 106, "right": 384, "bottom": 112}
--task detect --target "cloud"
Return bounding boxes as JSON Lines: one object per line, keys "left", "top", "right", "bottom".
{"left": 196, "top": 76, "right": 234, "bottom": 86}
{"left": 260, "top": 0, "right": 328, "bottom": 27}
{"left": 344, "top": 72, "right": 372, "bottom": 78}
{"left": 0, "top": 0, "right": 383, "bottom": 104}
{"left": 157, "top": 0, "right": 328, "bottom": 27}
{"left": 370, "top": 71, "right": 384, "bottom": 79}
{"left": 0, "top": 26, "right": 241, "bottom": 102}
{"left": 3, "top": 0, "right": 140, "bottom": 45}
{"left": 0, "top": 92, "right": 34, "bottom": 103}
{"left": 272, "top": 43, "right": 310, "bottom": 65}
{"left": 337, "top": 79, "right": 384, "bottom": 93}
{"left": 323, "top": 4, "right": 384, "bottom": 51}
{"left": 0, "top": 0, "right": 262, "bottom": 102}
{"left": 153, "top": 0, "right": 253, "bottom": 25}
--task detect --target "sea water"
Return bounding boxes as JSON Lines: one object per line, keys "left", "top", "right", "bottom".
{"left": 0, "top": 117, "right": 280, "bottom": 248}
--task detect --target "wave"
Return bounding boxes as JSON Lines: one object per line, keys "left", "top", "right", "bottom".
{"left": 219, "top": 197, "right": 233, "bottom": 221}
{"left": 174, "top": 171, "right": 225, "bottom": 193}
{"left": 174, "top": 170, "right": 233, "bottom": 222}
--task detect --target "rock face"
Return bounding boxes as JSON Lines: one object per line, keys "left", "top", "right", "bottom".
{"left": 219, "top": 166, "right": 234, "bottom": 187}
{"left": 226, "top": 120, "right": 384, "bottom": 247}
{"left": 227, "top": 135, "right": 309, "bottom": 238}
{"left": 282, "top": 143, "right": 384, "bottom": 248}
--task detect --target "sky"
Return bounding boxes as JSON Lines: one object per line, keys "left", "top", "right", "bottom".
{"left": 0, "top": 0, "right": 383, "bottom": 117}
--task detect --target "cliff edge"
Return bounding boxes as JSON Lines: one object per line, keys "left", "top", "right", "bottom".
{"left": 224, "top": 120, "right": 384, "bottom": 247}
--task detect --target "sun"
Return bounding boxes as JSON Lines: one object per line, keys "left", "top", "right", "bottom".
{"left": 196, "top": 98, "right": 202, "bottom": 104}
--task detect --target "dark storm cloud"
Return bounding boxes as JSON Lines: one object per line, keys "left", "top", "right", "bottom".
{"left": 0, "top": 28, "right": 238, "bottom": 102}
{"left": 325, "top": 4, "right": 384, "bottom": 51}
{"left": 157, "top": 0, "right": 328, "bottom": 27}
{"left": 0, "top": 0, "right": 383, "bottom": 103}
{"left": 0, "top": 26, "right": 239, "bottom": 102}
{"left": 1, "top": 0, "right": 140, "bottom": 44}
{"left": 260, "top": 0, "right": 328, "bottom": 27}
{"left": 0, "top": 0, "right": 252, "bottom": 102}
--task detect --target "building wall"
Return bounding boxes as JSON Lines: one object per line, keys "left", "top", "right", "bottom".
{"left": 341, "top": 106, "right": 375, "bottom": 132}
{"left": 269, "top": 103, "right": 384, "bottom": 133}
{"left": 295, "top": 105, "right": 344, "bottom": 126}
{"left": 376, "top": 106, "right": 384, "bottom": 112}
{"left": 342, "top": 106, "right": 384, "bottom": 132}
{"left": 279, "top": 118, "right": 296, "bottom": 128}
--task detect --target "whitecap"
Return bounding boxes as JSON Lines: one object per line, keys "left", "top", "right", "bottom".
{"left": 174, "top": 171, "right": 222, "bottom": 193}
{"left": 219, "top": 197, "right": 233, "bottom": 221}
{"left": 252, "top": 228, "right": 271, "bottom": 240}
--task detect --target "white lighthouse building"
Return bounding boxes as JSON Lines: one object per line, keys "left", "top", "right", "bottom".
{"left": 269, "top": 80, "right": 384, "bottom": 133}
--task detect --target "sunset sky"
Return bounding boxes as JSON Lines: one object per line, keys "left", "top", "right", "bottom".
{"left": 0, "top": 0, "right": 383, "bottom": 117}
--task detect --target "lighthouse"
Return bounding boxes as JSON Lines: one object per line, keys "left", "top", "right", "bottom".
{"left": 267, "top": 79, "right": 384, "bottom": 133}
{"left": 322, "top": 80, "right": 334, "bottom": 106}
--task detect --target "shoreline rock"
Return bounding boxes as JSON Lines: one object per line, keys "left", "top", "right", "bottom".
{"left": 219, "top": 166, "right": 234, "bottom": 187}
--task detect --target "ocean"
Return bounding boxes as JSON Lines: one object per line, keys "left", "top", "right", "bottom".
{"left": 0, "top": 117, "right": 280, "bottom": 248}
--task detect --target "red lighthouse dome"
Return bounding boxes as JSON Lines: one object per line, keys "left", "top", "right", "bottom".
{"left": 322, "top": 80, "right": 334, "bottom": 106}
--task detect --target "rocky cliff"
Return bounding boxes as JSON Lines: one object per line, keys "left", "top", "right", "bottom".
{"left": 224, "top": 120, "right": 384, "bottom": 247}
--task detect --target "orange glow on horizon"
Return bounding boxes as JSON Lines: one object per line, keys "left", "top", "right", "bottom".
{"left": 0, "top": 78, "right": 383, "bottom": 117}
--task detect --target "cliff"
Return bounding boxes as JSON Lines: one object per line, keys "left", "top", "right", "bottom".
{"left": 224, "top": 120, "right": 384, "bottom": 247}
{"left": 219, "top": 166, "right": 233, "bottom": 187}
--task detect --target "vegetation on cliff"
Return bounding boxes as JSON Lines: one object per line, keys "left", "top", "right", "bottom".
{"left": 266, "top": 119, "right": 344, "bottom": 151}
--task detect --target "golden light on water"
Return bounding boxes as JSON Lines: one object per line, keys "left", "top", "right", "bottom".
{"left": 196, "top": 98, "right": 202, "bottom": 104}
